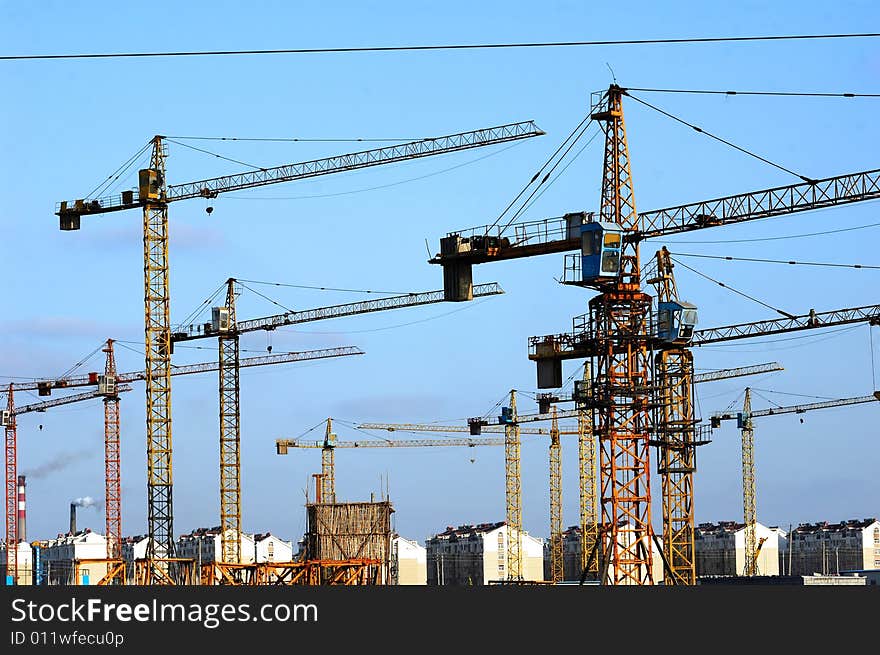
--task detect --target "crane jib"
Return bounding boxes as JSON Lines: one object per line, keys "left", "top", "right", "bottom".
{"left": 54, "top": 121, "right": 544, "bottom": 218}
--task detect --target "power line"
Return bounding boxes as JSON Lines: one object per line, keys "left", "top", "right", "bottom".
{"left": 4, "top": 33, "right": 879, "bottom": 61}
{"left": 623, "top": 87, "right": 880, "bottom": 98}
{"left": 671, "top": 252, "right": 880, "bottom": 270}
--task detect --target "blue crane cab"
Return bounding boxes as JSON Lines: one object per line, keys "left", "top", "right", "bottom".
{"left": 656, "top": 300, "right": 698, "bottom": 344}
{"left": 581, "top": 221, "right": 623, "bottom": 283}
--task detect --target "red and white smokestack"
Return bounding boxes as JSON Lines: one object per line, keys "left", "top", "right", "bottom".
{"left": 17, "top": 475, "right": 26, "bottom": 542}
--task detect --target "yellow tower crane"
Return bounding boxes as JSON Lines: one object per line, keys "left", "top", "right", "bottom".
{"left": 710, "top": 389, "right": 880, "bottom": 576}
{"left": 170, "top": 279, "right": 503, "bottom": 564}
{"left": 54, "top": 120, "right": 543, "bottom": 576}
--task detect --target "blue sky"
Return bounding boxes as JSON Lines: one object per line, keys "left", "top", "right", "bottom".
{"left": 1, "top": 1, "right": 878, "bottom": 547}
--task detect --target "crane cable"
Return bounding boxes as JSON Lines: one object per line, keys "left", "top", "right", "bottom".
{"left": 500, "top": 123, "right": 602, "bottom": 235}
{"left": 55, "top": 342, "right": 106, "bottom": 381}
{"left": 85, "top": 140, "right": 152, "bottom": 199}
{"left": 167, "top": 135, "right": 423, "bottom": 143}
{"left": 669, "top": 251, "right": 880, "bottom": 270}
{"left": 484, "top": 111, "right": 594, "bottom": 235}
{"left": 165, "top": 138, "right": 267, "bottom": 171}
{"left": 236, "top": 279, "right": 416, "bottom": 295}
{"left": 623, "top": 87, "right": 880, "bottom": 98}
{"left": 624, "top": 91, "right": 816, "bottom": 183}
{"left": 670, "top": 256, "right": 796, "bottom": 318}
{"left": 498, "top": 121, "right": 600, "bottom": 235}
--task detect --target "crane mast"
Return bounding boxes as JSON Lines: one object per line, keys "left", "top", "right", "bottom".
{"left": 740, "top": 388, "right": 757, "bottom": 576}
{"left": 503, "top": 390, "right": 523, "bottom": 581}
{"left": 586, "top": 85, "right": 655, "bottom": 585}
{"left": 4, "top": 386, "right": 16, "bottom": 584}
{"left": 142, "top": 136, "right": 173, "bottom": 568}
{"left": 548, "top": 408, "right": 563, "bottom": 583}
{"left": 218, "top": 280, "right": 241, "bottom": 564}
{"left": 646, "top": 246, "right": 700, "bottom": 585}
{"left": 101, "top": 340, "right": 122, "bottom": 562}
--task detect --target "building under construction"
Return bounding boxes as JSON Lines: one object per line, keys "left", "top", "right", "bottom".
{"left": 303, "top": 500, "right": 394, "bottom": 585}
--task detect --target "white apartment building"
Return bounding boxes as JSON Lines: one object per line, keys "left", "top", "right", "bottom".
{"left": 695, "top": 521, "right": 786, "bottom": 577}
{"left": 787, "top": 518, "right": 880, "bottom": 575}
{"left": 425, "top": 522, "right": 545, "bottom": 585}
{"left": 0, "top": 541, "right": 34, "bottom": 586}
{"left": 391, "top": 535, "right": 427, "bottom": 585}
{"left": 176, "top": 526, "right": 293, "bottom": 565}
{"left": 38, "top": 529, "right": 109, "bottom": 585}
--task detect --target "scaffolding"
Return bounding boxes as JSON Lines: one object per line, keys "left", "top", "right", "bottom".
{"left": 305, "top": 501, "right": 393, "bottom": 584}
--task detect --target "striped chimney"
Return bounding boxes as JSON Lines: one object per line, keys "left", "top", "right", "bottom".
{"left": 17, "top": 475, "right": 26, "bottom": 542}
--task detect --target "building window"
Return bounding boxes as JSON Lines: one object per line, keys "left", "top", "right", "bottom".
{"left": 874, "top": 528, "right": 879, "bottom": 545}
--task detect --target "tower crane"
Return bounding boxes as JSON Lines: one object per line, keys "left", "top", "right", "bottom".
{"left": 3, "top": 345, "right": 359, "bottom": 583}
{"left": 55, "top": 120, "right": 543, "bottom": 572}
{"left": 169, "top": 278, "right": 503, "bottom": 564}
{"left": 709, "top": 388, "right": 880, "bottom": 576}
{"left": 429, "top": 84, "right": 879, "bottom": 583}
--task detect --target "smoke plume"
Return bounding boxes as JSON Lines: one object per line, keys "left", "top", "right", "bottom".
{"left": 21, "top": 450, "right": 91, "bottom": 480}
{"left": 72, "top": 496, "right": 101, "bottom": 510}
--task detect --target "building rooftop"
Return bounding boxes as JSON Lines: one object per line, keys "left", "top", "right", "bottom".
{"left": 792, "top": 518, "right": 878, "bottom": 534}
{"left": 431, "top": 522, "right": 506, "bottom": 539}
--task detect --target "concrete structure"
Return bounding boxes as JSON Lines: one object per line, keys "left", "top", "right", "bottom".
{"left": 120, "top": 534, "right": 152, "bottom": 583}
{"left": 391, "top": 535, "right": 427, "bottom": 585}
{"left": 425, "top": 522, "right": 544, "bottom": 585}
{"left": 695, "top": 521, "right": 786, "bottom": 578}
{"left": 787, "top": 518, "right": 880, "bottom": 576}
{"left": 1, "top": 541, "right": 34, "bottom": 585}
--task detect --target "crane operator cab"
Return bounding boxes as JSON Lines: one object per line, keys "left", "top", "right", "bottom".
{"left": 580, "top": 221, "right": 623, "bottom": 283}
{"left": 657, "top": 300, "right": 699, "bottom": 344}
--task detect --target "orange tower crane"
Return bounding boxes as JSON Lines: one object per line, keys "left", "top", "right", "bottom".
{"left": 54, "top": 120, "right": 544, "bottom": 573}
{"left": 429, "top": 85, "right": 880, "bottom": 583}
{"left": 3, "top": 346, "right": 358, "bottom": 582}
{"left": 2, "top": 384, "right": 132, "bottom": 583}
